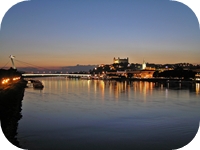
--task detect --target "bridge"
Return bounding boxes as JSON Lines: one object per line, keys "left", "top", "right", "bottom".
{"left": 22, "top": 73, "right": 91, "bottom": 78}
{"left": 7, "top": 55, "right": 91, "bottom": 78}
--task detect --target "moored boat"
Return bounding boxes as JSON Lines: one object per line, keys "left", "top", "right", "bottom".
{"left": 28, "top": 80, "right": 44, "bottom": 89}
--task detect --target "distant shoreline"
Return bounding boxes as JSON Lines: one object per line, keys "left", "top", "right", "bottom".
{"left": 108, "top": 77, "right": 200, "bottom": 83}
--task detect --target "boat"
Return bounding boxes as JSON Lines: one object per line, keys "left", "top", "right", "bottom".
{"left": 28, "top": 80, "right": 44, "bottom": 89}
{"left": 33, "top": 82, "right": 44, "bottom": 89}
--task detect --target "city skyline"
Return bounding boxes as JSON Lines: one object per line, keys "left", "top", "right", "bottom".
{"left": 0, "top": 0, "right": 200, "bottom": 68}
{"left": 7, "top": 58, "right": 200, "bottom": 74}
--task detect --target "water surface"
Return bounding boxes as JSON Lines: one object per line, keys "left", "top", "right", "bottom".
{"left": 17, "top": 78, "right": 200, "bottom": 150}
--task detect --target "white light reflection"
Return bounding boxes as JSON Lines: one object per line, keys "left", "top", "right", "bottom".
{"left": 165, "top": 89, "right": 168, "bottom": 99}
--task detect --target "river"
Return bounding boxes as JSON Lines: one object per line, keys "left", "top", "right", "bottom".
{"left": 17, "top": 77, "right": 200, "bottom": 150}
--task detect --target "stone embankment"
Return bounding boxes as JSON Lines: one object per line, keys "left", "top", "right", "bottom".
{"left": 0, "top": 79, "right": 27, "bottom": 148}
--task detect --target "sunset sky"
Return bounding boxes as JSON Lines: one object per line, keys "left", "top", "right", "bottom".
{"left": 0, "top": 0, "right": 200, "bottom": 68}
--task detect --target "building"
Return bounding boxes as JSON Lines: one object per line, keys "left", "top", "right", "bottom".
{"left": 142, "top": 60, "right": 156, "bottom": 70}
{"left": 126, "top": 70, "right": 155, "bottom": 78}
{"left": 113, "top": 57, "right": 129, "bottom": 64}
{"left": 142, "top": 60, "right": 146, "bottom": 70}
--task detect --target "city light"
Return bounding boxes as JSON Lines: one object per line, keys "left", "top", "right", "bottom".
{"left": 1, "top": 77, "right": 20, "bottom": 85}
{"left": 13, "top": 77, "right": 20, "bottom": 81}
{"left": 2, "top": 78, "right": 10, "bottom": 84}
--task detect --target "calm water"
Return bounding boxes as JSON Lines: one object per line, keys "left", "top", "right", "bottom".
{"left": 17, "top": 77, "right": 200, "bottom": 150}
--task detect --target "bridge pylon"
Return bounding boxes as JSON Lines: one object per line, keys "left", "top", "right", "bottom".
{"left": 9, "top": 55, "right": 16, "bottom": 69}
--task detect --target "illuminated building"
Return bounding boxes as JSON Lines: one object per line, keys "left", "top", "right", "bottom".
{"left": 142, "top": 60, "right": 146, "bottom": 70}
{"left": 113, "top": 57, "right": 129, "bottom": 64}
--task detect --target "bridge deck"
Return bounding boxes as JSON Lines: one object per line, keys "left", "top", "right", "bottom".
{"left": 22, "top": 73, "right": 91, "bottom": 78}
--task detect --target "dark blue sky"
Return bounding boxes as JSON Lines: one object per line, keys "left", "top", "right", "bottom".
{"left": 0, "top": 0, "right": 200, "bottom": 67}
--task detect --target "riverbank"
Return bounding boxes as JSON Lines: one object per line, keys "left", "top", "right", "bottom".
{"left": 109, "top": 77, "right": 200, "bottom": 83}
{"left": 0, "top": 79, "right": 27, "bottom": 148}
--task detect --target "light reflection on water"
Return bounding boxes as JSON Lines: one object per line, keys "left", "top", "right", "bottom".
{"left": 17, "top": 78, "right": 200, "bottom": 150}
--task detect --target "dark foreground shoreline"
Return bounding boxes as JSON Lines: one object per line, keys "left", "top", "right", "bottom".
{"left": 0, "top": 79, "right": 27, "bottom": 148}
